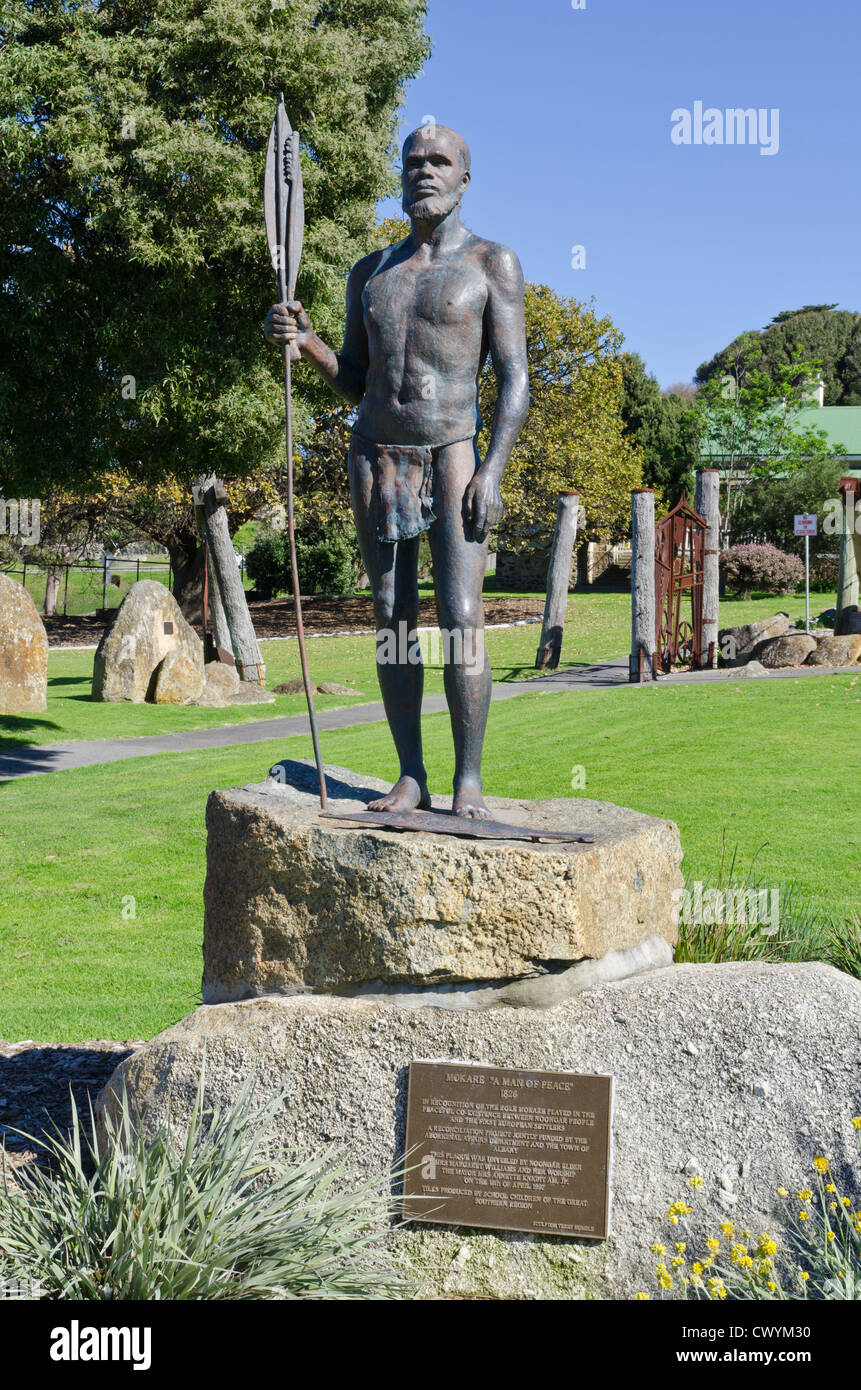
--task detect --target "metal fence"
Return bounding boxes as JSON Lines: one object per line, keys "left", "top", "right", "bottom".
{"left": 5, "top": 557, "right": 174, "bottom": 617}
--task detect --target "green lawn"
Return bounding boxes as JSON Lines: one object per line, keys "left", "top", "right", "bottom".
{"left": 0, "top": 591, "right": 835, "bottom": 749}
{"left": 0, "top": 670, "right": 857, "bottom": 1042}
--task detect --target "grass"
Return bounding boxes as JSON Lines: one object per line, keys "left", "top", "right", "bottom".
{"left": 0, "top": 668, "right": 857, "bottom": 1042}
{"left": 0, "top": 591, "right": 835, "bottom": 750}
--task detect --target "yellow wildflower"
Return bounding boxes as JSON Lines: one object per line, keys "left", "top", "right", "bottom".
{"left": 756, "top": 1236, "right": 777, "bottom": 1257}
{"left": 776, "top": 1187, "right": 789, "bottom": 1197}
{"left": 851, "top": 1117, "right": 861, "bottom": 1130}
{"left": 813, "top": 1156, "right": 829, "bottom": 1174}
{"left": 843, "top": 1197, "right": 851, "bottom": 1207}
{"left": 635, "top": 1292, "right": 650, "bottom": 1301}
{"left": 691, "top": 1262, "right": 704, "bottom": 1275}
{"left": 689, "top": 1175, "right": 704, "bottom": 1189}
{"left": 767, "top": 1281, "right": 776, "bottom": 1292}
{"left": 830, "top": 1202, "right": 837, "bottom": 1212}
{"left": 720, "top": 1222, "right": 734, "bottom": 1237}
{"left": 827, "top": 1231, "right": 836, "bottom": 1242}
{"left": 675, "top": 1241, "right": 686, "bottom": 1253}
{"left": 705, "top": 1237, "right": 720, "bottom": 1253}
{"left": 825, "top": 1184, "right": 836, "bottom": 1194}
{"left": 707, "top": 1277, "right": 727, "bottom": 1300}
{"left": 799, "top": 1211, "right": 810, "bottom": 1221}
{"left": 650, "top": 1243, "right": 666, "bottom": 1256}
{"left": 672, "top": 1256, "right": 685, "bottom": 1269}
{"left": 797, "top": 1190, "right": 813, "bottom": 1201}
{"left": 799, "top": 1271, "right": 809, "bottom": 1282}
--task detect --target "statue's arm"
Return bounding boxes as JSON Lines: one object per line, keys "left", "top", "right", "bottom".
{"left": 480, "top": 245, "right": 529, "bottom": 483}
{"left": 264, "top": 262, "right": 369, "bottom": 406}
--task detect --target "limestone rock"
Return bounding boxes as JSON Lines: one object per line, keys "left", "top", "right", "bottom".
{"left": 735, "top": 660, "right": 768, "bottom": 678}
{"left": 92, "top": 581, "right": 203, "bottom": 702}
{"left": 98, "top": 961, "right": 861, "bottom": 1301}
{"left": 192, "top": 662, "right": 240, "bottom": 706}
{"left": 805, "top": 633, "right": 861, "bottom": 666}
{"left": 757, "top": 633, "right": 817, "bottom": 668}
{"left": 152, "top": 647, "right": 205, "bottom": 704}
{"left": 201, "top": 760, "right": 683, "bottom": 999}
{"left": 273, "top": 678, "right": 305, "bottom": 695}
{"left": 317, "top": 681, "right": 364, "bottom": 697}
{"left": 0, "top": 573, "right": 48, "bottom": 714}
{"left": 229, "top": 681, "right": 275, "bottom": 705}
{"left": 719, "top": 614, "right": 790, "bottom": 664}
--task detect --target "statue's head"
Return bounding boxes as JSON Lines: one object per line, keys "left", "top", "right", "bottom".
{"left": 401, "top": 124, "right": 471, "bottom": 221}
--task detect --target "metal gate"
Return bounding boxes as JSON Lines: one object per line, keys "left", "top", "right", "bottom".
{"left": 655, "top": 498, "right": 706, "bottom": 672}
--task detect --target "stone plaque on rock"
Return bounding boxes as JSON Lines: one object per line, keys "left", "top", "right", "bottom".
{"left": 402, "top": 1061, "right": 613, "bottom": 1238}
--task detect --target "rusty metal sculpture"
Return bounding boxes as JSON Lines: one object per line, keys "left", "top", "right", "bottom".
{"left": 654, "top": 498, "right": 706, "bottom": 672}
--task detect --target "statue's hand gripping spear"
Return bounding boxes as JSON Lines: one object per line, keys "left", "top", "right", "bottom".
{"left": 264, "top": 95, "right": 327, "bottom": 809}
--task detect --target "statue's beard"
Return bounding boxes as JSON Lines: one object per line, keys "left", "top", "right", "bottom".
{"left": 403, "top": 188, "right": 462, "bottom": 220}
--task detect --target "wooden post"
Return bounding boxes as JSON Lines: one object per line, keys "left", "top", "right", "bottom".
{"left": 194, "top": 475, "right": 266, "bottom": 684}
{"left": 630, "top": 488, "right": 655, "bottom": 683}
{"left": 696, "top": 469, "right": 720, "bottom": 668}
{"left": 535, "top": 492, "right": 581, "bottom": 669}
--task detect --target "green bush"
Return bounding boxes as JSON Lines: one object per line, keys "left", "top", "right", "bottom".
{"left": 0, "top": 1069, "right": 405, "bottom": 1300}
{"left": 244, "top": 530, "right": 287, "bottom": 601}
{"left": 244, "top": 526, "right": 360, "bottom": 599}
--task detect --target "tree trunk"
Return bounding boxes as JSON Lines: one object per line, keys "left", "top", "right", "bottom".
{"left": 630, "top": 488, "right": 656, "bottom": 683}
{"left": 695, "top": 469, "right": 720, "bottom": 669}
{"left": 167, "top": 531, "right": 205, "bottom": 624}
{"left": 43, "top": 568, "right": 60, "bottom": 618}
{"left": 535, "top": 492, "right": 580, "bottom": 669}
{"left": 198, "top": 475, "right": 266, "bottom": 683}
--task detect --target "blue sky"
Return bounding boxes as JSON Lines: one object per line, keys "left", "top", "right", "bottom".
{"left": 380, "top": 0, "right": 861, "bottom": 388}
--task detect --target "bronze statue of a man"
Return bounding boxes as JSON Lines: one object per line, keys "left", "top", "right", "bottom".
{"left": 265, "top": 124, "right": 528, "bottom": 817}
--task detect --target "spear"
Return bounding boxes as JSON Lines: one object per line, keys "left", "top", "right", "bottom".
{"left": 264, "top": 94, "right": 327, "bottom": 809}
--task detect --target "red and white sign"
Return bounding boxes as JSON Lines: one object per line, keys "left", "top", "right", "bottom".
{"left": 794, "top": 513, "right": 817, "bottom": 536}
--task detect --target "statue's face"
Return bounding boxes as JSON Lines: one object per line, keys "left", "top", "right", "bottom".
{"left": 401, "top": 131, "right": 470, "bottom": 220}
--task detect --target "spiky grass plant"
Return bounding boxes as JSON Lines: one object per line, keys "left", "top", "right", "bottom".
{"left": 826, "top": 912, "right": 861, "bottom": 981}
{"left": 0, "top": 1068, "right": 406, "bottom": 1300}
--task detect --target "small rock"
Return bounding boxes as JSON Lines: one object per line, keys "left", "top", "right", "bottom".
{"left": 317, "top": 681, "right": 364, "bottom": 697}
{"left": 736, "top": 660, "right": 768, "bottom": 679}
{"left": 682, "top": 1041, "right": 699, "bottom": 1056}
{"left": 273, "top": 678, "right": 305, "bottom": 695}
{"left": 757, "top": 633, "right": 817, "bottom": 668}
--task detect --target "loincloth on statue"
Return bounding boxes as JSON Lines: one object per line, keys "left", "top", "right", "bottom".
{"left": 349, "top": 432, "right": 474, "bottom": 543}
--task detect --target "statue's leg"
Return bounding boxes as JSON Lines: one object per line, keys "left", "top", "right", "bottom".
{"left": 428, "top": 439, "right": 492, "bottom": 818}
{"left": 348, "top": 441, "right": 430, "bottom": 811}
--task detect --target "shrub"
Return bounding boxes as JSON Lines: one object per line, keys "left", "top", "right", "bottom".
{"left": 720, "top": 543, "right": 804, "bottom": 600}
{"left": 244, "top": 530, "right": 286, "bottom": 601}
{"left": 244, "top": 526, "right": 360, "bottom": 599}
{"left": 809, "top": 555, "right": 840, "bottom": 592}
{"left": 0, "top": 1069, "right": 405, "bottom": 1300}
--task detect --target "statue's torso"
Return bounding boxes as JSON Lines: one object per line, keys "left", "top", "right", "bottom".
{"left": 355, "top": 236, "right": 489, "bottom": 447}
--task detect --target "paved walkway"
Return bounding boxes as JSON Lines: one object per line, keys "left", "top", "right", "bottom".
{"left": 0, "top": 659, "right": 850, "bottom": 781}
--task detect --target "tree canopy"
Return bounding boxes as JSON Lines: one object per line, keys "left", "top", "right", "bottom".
{"left": 0, "top": 0, "right": 429, "bottom": 500}
{"left": 695, "top": 306, "right": 861, "bottom": 405}
{"left": 619, "top": 353, "right": 700, "bottom": 507}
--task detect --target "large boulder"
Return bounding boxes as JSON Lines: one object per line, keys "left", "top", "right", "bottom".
{"left": 757, "top": 633, "right": 818, "bottom": 668}
{"left": 202, "top": 762, "right": 683, "bottom": 1000}
{"left": 92, "top": 581, "right": 203, "bottom": 702}
{"left": 98, "top": 961, "right": 861, "bottom": 1300}
{"left": 152, "top": 646, "right": 205, "bottom": 704}
{"left": 0, "top": 572, "right": 48, "bottom": 714}
{"left": 805, "top": 633, "right": 861, "bottom": 667}
{"left": 718, "top": 614, "right": 790, "bottom": 664}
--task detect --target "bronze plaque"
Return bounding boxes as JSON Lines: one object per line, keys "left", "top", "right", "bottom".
{"left": 402, "top": 1062, "right": 613, "bottom": 1238}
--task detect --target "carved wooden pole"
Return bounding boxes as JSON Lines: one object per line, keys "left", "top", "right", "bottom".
{"left": 535, "top": 492, "right": 581, "bottom": 669}
{"left": 195, "top": 475, "right": 266, "bottom": 683}
{"left": 696, "top": 469, "right": 720, "bottom": 668}
{"left": 630, "top": 488, "right": 656, "bottom": 683}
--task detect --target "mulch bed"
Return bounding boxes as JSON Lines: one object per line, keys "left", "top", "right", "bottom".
{"left": 45, "top": 596, "right": 544, "bottom": 646}
{"left": 0, "top": 1039, "right": 142, "bottom": 1182}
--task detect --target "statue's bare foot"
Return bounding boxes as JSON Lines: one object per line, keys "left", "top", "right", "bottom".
{"left": 452, "top": 779, "right": 492, "bottom": 819}
{"left": 368, "top": 775, "right": 431, "bottom": 813}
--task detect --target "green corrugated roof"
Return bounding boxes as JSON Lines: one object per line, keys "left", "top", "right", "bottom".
{"left": 701, "top": 404, "right": 861, "bottom": 461}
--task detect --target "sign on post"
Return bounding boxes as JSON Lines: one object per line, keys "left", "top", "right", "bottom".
{"left": 794, "top": 514, "right": 817, "bottom": 632}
